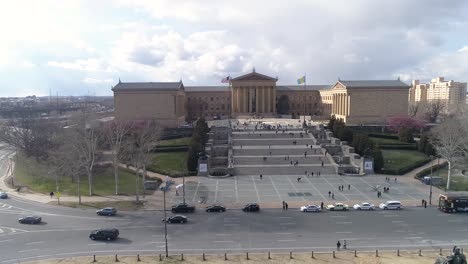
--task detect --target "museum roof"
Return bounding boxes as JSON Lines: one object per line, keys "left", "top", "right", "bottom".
{"left": 112, "top": 81, "right": 183, "bottom": 91}
{"left": 277, "top": 85, "right": 331, "bottom": 91}
{"left": 185, "top": 86, "right": 230, "bottom": 92}
{"left": 338, "top": 80, "right": 410, "bottom": 88}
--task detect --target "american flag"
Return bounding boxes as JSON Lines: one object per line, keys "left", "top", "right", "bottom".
{"left": 221, "top": 76, "right": 230, "bottom": 83}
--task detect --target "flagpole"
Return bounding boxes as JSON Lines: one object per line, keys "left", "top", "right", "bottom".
{"left": 303, "top": 73, "right": 306, "bottom": 123}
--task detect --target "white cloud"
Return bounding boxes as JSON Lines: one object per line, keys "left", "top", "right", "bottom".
{"left": 83, "top": 77, "right": 114, "bottom": 84}
{"left": 47, "top": 59, "right": 112, "bottom": 72}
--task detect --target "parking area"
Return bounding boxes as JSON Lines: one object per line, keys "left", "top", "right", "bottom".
{"left": 169, "top": 173, "right": 438, "bottom": 207}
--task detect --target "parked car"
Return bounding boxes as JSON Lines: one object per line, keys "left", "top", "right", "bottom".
{"left": 171, "top": 203, "right": 195, "bottom": 213}
{"left": 89, "top": 228, "right": 119, "bottom": 241}
{"left": 326, "top": 203, "right": 349, "bottom": 211}
{"left": 379, "top": 201, "right": 402, "bottom": 210}
{"left": 96, "top": 207, "right": 117, "bottom": 216}
{"left": 18, "top": 216, "right": 42, "bottom": 224}
{"left": 206, "top": 205, "right": 226, "bottom": 212}
{"left": 300, "top": 204, "right": 321, "bottom": 212}
{"left": 353, "top": 202, "right": 375, "bottom": 210}
{"left": 0, "top": 191, "right": 8, "bottom": 199}
{"left": 242, "top": 203, "right": 260, "bottom": 212}
{"left": 163, "top": 215, "right": 188, "bottom": 224}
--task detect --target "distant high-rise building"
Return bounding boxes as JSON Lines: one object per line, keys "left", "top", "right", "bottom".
{"left": 409, "top": 77, "right": 467, "bottom": 113}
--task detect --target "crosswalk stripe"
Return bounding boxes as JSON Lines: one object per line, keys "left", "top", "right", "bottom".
{"left": 0, "top": 228, "right": 4, "bottom": 234}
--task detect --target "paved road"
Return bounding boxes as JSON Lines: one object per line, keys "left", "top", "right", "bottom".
{"left": 1, "top": 194, "right": 468, "bottom": 263}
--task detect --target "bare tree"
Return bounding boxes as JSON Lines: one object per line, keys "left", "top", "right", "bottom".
{"left": 408, "top": 102, "right": 420, "bottom": 117}
{"left": 430, "top": 116, "right": 468, "bottom": 190}
{"left": 0, "top": 115, "right": 59, "bottom": 160}
{"left": 425, "top": 100, "right": 445, "bottom": 123}
{"left": 68, "top": 111, "right": 100, "bottom": 196}
{"left": 125, "top": 120, "right": 161, "bottom": 202}
{"left": 104, "top": 120, "right": 132, "bottom": 195}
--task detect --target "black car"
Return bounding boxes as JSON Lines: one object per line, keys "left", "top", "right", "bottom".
{"left": 171, "top": 203, "right": 195, "bottom": 213}
{"left": 96, "top": 207, "right": 117, "bottom": 216}
{"left": 18, "top": 216, "right": 42, "bottom": 224}
{"left": 242, "top": 203, "right": 260, "bottom": 212}
{"left": 89, "top": 228, "right": 119, "bottom": 241}
{"left": 163, "top": 215, "right": 187, "bottom": 224}
{"left": 206, "top": 205, "right": 226, "bottom": 212}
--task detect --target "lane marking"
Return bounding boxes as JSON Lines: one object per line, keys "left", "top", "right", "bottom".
{"left": 87, "top": 243, "right": 106, "bottom": 246}
{"left": 336, "top": 231, "right": 352, "bottom": 234}
{"left": 213, "top": 241, "right": 234, "bottom": 243}
{"left": 279, "top": 223, "right": 296, "bottom": 225}
{"left": 215, "top": 234, "right": 232, "bottom": 236}
{"left": 223, "top": 218, "right": 239, "bottom": 221}
{"left": 274, "top": 233, "right": 293, "bottom": 235}
{"left": 0, "top": 239, "right": 13, "bottom": 243}
{"left": 277, "top": 217, "right": 293, "bottom": 219}
{"left": 223, "top": 224, "right": 239, "bottom": 226}
{"left": 146, "top": 241, "right": 165, "bottom": 244}
{"left": 331, "top": 216, "right": 346, "bottom": 218}
{"left": 392, "top": 221, "right": 405, "bottom": 223}
{"left": 277, "top": 240, "right": 296, "bottom": 242}
{"left": 18, "top": 249, "right": 39, "bottom": 253}
{"left": 448, "top": 219, "right": 464, "bottom": 222}
{"left": 25, "top": 241, "right": 44, "bottom": 245}
{"left": 384, "top": 215, "right": 399, "bottom": 217}
{"left": 404, "top": 237, "right": 422, "bottom": 239}
{"left": 336, "top": 222, "right": 352, "bottom": 224}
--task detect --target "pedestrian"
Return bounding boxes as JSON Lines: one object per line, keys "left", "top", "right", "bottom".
{"left": 343, "top": 240, "right": 347, "bottom": 249}
{"left": 269, "top": 145, "right": 271, "bottom": 149}
{"left": 424, "top": 200, "right": 427, "bottom": 208}
{"left": 290, "top": 160, "right": 293, "bottom": 165}
{"left": 260, "top": 174, "right": 263, "bottom": 180}
{"left": 305, "top": 170, "right": 308, "bottom": 175}
{"left": 342, "top": 185, "right": 344, "bottom": 191}
{"left": 321, "top": 201, "right": 324, "bottom": 210}
{"left": 269, "top": 151, "right": 272, "bottom": 156}
{"left": 332, "top": 193, "right": 335, "bottom": 199}
{"left": 297, "top": 177, "right": 301, "bottom": 183}
{"left": 395, "top": 177, "right": 397, "bottom": 183}
{"left": 50, "top": 191, "right": 54, "bottom": 198}
{"left": 387, "top": 187, "right": 390, "bottom": 192}
{"left": 321, "top": 161, "right": 324, "bottom": 167}
{"left": 282, "top": 201, "right": 286, "bottom": 210}
{"left": 318, "top": 171, "right": 321, "bottom": 176}
{"left": 311, "top": 172, "right": 314, "bottom": 177}
{"left": 377, "top": 191, "right": 380, "bottom": 198}
{"left": 422, "top": 199, "right": 425, "bottom": 206}
{"left": 285, "top": 202, "right": 289, "bottom": 210}
{"left": 337, "top": 240, "right": 341, "bottom": 250}
{"left": 348, "top": 184, "right": 351, "bottom": 190}
{"left": 328, "top": 191, "right": 331, "bottom": 197}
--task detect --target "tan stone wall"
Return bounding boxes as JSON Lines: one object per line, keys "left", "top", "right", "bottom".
{"left": 185, "top": 91, "right": 231, "bottom": 120}
{"left": 114, "top": 90, "right": 185, "bottom": 127}
{"left": 348, "top": 88, "right": 409, "bottom": 124}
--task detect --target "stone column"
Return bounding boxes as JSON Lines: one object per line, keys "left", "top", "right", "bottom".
{"left": 255, "top": 87, "right": 259, "bottom": 113}
{"left": 332, "top": 94, "right": 336, "bottom": 114}
{"left": 272, "top": 86, "right": 277, "bottom": 113}
{"left": 260, "top": 87, "right": 264, "bottom": 113}
{"left": 347, "top": 94, "right": 351, "bottom": 116}
{"left": 244, "top": 87, "right": 248, "bottom": 113}
{"left": 232, "top": 88, "right": 237, "bottom": 113}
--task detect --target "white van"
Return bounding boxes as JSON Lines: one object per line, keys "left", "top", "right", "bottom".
{"left": 379, "top": 201, "right": 402, "bottom": 210}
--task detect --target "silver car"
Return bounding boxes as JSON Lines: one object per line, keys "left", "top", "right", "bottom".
{"left": 0, "top": 192, "right": 8, "bottom": 199}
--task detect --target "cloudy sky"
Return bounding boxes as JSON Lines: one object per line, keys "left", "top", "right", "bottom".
{"left": 1, "top": 0, "right": 468, "bottom": 97}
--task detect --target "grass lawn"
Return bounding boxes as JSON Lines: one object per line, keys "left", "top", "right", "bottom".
{"left": 381, "top": 149, "right": 429, "bottom": 174}
{"left": 432, "top": 167, "right": 468, "bottom": 191}
{"left": 49, "top": 200, "right": 144, "bottom": 211}
{"left": 15, "top": 154, "right": 153, "bottom": 196}
{"left": 369, "top": 136, "right": 411, "bottom": 145}
{"left": 158, "top": 137, "right": 191, "bottom": 146}
{"left": 148, "top": 151, "right": 188, "bottom": 176}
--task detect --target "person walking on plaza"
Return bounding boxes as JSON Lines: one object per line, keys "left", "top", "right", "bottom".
{"left": 282, "top": 201, "right": 286, "bottom": 210}
{"left": 337, "top": 240, "right": 341, "bottom": 250}
{"left": 328, "top": 191, "right": 331, "bottom": 198}
{"left": 260, "top": 174, "right": 263, "bottom": 180}
{"left": 332, "top": 193, "right": 335, "bottom": 199}
{"left": 343, "top": 240, "right": 347, "bottom": 249}
{"left": 285, "top": 202, "right": 289, "bottom": 210}
{"left": 348, "top": 184, "right": 351, "bottom": 190}
{"left": 50, "top": 191, "right": 54, "bottom": 199}
{"left": 321, "top": 201, "right": 324, "bottom": 210}
{"left": 297, "top": 177, "right": 302, "bottom": 183}
{"left": 395, "top": 177, "right": 397, "bottom": 183}
{"left": 321, "top": 161, "right": 324, "bottom": 167}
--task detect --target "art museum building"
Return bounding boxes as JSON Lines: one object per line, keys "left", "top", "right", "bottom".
{"left": 112, "top": 70, "right": 411, "bottom": 127}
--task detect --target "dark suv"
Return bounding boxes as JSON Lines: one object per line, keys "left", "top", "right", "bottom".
{"left": 96, "top": 207, "right": 117, "bottom": 216}
{"left": 171, "top": 203, "right": 195, "bottom": 213}
{"left": 242, "top": 203, "right": 260, "bottom": 212}
{"left": 89, "top": 228, "right": 119, "bottom": 241}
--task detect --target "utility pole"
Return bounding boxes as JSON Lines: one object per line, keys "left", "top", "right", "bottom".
{"left": 183, "top": 174, "right": 186, "bottom": 204}
{"left": 429, "top": 155, "right": 433, "bottom": 205}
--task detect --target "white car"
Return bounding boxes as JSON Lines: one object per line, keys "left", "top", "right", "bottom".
{"left": 300, "top": 204, "right": 321, "bottom": 212}
{"left": 326, "top": 203, "right": 349, "bottom": 211}
{"left": 379, "top": 201, "right": 402, "bottom": 210}
{"left": 353, "top": 202, "right": 375, "bottom": 210}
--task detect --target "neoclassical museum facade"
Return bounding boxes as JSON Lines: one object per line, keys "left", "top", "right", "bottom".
{"left": 112, "top": 70, "right": 410, "bottom": 127}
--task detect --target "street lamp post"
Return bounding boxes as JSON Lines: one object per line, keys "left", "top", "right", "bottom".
{"left": 429, "top": 155, "right": 434, "bottom": 205}
{"left": 182, "top": 174, "right": 185, "bottom": 204}
{"left": 163, "top": 187, "right": 169, "bottom": 257}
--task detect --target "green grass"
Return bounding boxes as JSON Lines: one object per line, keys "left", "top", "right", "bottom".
{"left": 431, "top": 167, "right": 468, "bottom": 191}
{"left": 15, "top": 154, "right": 154, "bottom": 196}
{"left": 158, "top": 137, "right": 191, "bottom": 146}
{"left": 49, "top": 200, "right": 145, "bottom": 211}
{"left": 147, "top": 151, "right": 188, "bottom": 176}
{"left": 369, "top": 137, "right": 410, "bottom": 145}
{"left": 381, "top": 149, "right": 430, "bottom": 173}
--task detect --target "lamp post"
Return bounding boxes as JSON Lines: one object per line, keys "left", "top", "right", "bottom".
{"left": 429, "top": 155, "right": 434, "bottom": 205}
{"left": 182, "top": 174, "right": 185, "bottom": 204}
{"left": 162, "top": 187, "right": 169, "bottom": 257}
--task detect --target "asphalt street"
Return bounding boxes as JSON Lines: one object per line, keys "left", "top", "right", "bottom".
{"left": 1, "top": 194, "right": 468, "bottom": 263}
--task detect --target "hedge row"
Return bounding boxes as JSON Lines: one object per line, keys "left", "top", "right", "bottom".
{"left": 152, "top": 146, "right": 189, "bottom": 153}
{"left": 414, "top": 162, "right": 448, "bottom": 179}
{"left": 382, "top": 157, "right": 432, "bottom": 175}
{"left": 379, "top": 144, "right": 417, "bottom": 150}
{"left": 367, "top": 133, "right": 399, "bottom": 140}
